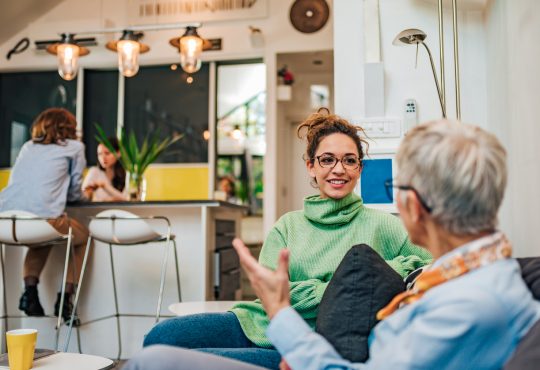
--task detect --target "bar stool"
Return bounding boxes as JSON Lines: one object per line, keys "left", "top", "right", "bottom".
{"left": 64, "top": 209, "right": 181, "bottom": 359}
{"left": 0, "top": 210, "right": 73, "bottom": 352}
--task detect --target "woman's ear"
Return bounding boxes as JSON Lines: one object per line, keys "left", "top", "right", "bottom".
{"left": 407, "top": 191, "right": 425, "bottom": 223}
{"left": 306, "top": 159, "right": 316, "bottom": 179}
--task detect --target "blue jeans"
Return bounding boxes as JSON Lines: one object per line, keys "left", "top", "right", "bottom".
{"left": 143, "top": 312, "right": 280, "bottom": 370}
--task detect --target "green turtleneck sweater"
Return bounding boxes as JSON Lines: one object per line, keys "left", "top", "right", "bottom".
{"left": 230, "top": 193, "right": 432, "bottom": 348}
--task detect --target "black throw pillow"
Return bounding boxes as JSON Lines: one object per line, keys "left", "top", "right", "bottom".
{"left": 517, "top": 257, "right": 540, "bottom": 300}
{"left": 504, "top": 319, "right": 540, "bottom": 370}
{"left": 315, "top": 244, "right": 406, "bottom": 363}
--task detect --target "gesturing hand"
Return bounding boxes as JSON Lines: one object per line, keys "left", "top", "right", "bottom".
{"left": 232, "top": 238, "right": 291, "bottom": 319}
{"left": 279, "top": 358, "right": 292, "bottom": 370}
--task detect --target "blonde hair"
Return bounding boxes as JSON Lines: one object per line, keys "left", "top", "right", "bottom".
{"left": 396, "top": 120, "right": 507, "bottom": 235}
{"left": 31, "top": 108, "right": 77, "bottom": 144}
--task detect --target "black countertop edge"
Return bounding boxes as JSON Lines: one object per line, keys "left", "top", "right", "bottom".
{"left": 67, "top": 200, "right": 248, "bottom": 210}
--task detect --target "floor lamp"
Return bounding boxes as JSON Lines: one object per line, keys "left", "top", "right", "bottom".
{"left": 393, "top": 0, "right": 462, "bottom": 120}
{"left": 393, "top": 29, "right": 446, "bottom": 118}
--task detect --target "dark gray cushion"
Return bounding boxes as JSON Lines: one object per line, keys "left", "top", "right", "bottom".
{"left": 315, "top": 244, "right": 406, "bottom": 362}
{"left": 504, "top": 257, "right": 540, "bottom": 369}
{"left": 517, "top": 257, "right": 540, "bottom": 300}
{"left": 504, "top": 319, "right": 540, "bottom": 370}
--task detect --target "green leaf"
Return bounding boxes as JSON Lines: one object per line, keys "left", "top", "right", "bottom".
{"left": 94, "top": 123, "right": 120, "bottom": 162}
{"left": 95, "top": 125, "right": 185, "bottom": 178}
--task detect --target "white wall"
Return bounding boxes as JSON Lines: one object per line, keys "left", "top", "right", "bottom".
{"left": 485, "top": 0, "right": 540, "bottom": 257}
{"left": 335, "top": 0, "right": 487, "bottom": 126}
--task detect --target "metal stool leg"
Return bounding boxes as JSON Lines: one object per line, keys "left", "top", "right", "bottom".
{"left": 172, "top": 239, "right": 181, "bottom": 302}
{"left": 155, "top": 237, "right": 170, "bottom": 323}
{"left": 68, "top": 240, "right": 82, "bottom": 354}
{"left": 55, "top": 226, "right": 72, "bottom": 352}
{"left": 63, "top": 236, "right": 93, "bottom": 352}
{"left": 1, "top": 244, "right": 8, "bottom": 353}
{"left": 76, "top": 326, "right": 82, "bottom": 353}
{"left": 109, "top": 243, "right": 122, "bottom": 360}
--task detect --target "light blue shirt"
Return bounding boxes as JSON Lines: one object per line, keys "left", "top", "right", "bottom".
{"left": 0, "top": 140, "right": 86, "bottom": 218}
{"left": 267, "top": 236, "right": 540, "bottom": 370}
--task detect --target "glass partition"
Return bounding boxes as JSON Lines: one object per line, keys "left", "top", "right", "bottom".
{"left": 216, "top": 62, "right": 266, "bottom": 214}
{"left": 83, "top": 69, "right": 119, "bottom": 166}
{"left": 0, "top": 71, "right": 77, "bottom": 167}
{"left": 124, "top": 64, "right": 210, "bottom": 163}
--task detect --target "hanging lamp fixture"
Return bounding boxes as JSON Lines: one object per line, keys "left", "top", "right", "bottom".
{"left": 169, "top": 26, "right": 211, "bottom": 74}
{"left": 41, "top": 22, "right": 209, "bottom": 80}
{"left": 46, "top": 33, "right": 89, "bottom": 81}
{"left": 106, "top": 30, "right": 149, "bottom": 77}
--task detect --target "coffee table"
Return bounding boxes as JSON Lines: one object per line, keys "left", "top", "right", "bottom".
{"left": 0, "top": 352, "right": 114, "bottom": 370}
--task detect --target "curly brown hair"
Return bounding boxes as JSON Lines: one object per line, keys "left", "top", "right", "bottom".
{"left": 296, "top": 108, "right": 369, "bottom": 167}
{"left": 31, "top": 108, "right": 77, "bottom": 144}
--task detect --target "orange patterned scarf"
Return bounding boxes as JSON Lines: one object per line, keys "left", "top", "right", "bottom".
{"left": 377, "top": 233, "right": 512, "bottom": 321}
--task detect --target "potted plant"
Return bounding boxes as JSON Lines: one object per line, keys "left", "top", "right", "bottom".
{"left": 95, "top": 125, "right": 183, "bottom": 201}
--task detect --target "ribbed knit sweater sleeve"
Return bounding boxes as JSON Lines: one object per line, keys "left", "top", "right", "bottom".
{"left": 257, "top": 221, "right": 328, "bottom": 319}
{"left": 372, "top": 213, "right": 432, "bottom": 277}
{"left": 385, "top": 235, "right": 432, "bottom": 277}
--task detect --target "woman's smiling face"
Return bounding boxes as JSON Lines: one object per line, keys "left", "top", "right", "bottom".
{"left": 306, "top": 133, "right": 362, "bottom": 199}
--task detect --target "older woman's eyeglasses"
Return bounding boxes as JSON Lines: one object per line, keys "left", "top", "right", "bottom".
{"left": 384, "top": 179, "right": 432, "bottom": 213}
{"left": 315, "top": 154, "right": 361, "bottom": 170}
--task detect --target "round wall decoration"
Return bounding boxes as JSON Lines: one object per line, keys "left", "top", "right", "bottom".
{"left": 289, "top": 0, "right": 330, "bottom": 34}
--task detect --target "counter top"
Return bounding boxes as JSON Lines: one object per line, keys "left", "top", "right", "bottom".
{"left": 67, "top": 199, "right": 248, "bottom": 210}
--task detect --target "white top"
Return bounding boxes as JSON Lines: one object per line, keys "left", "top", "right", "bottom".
{"left": 0, "top": 140, "right": 85, "bottom": 217}
{"left": 82, "top": 167, "right": 127, "bottom": 202}
{"left": 0, "top": 352, "right": 114, "bottom": 370}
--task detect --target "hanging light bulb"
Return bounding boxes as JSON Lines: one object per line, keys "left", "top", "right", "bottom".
{"left": 231, "top": 125, "right": 244, "bottom": 141}
{"left": 169, "top": 26, "right": 210, "bottom": 74}
{"left": 106, "top": 30, "right": 149, "bottom": 77}
{"left": 46, "top": 34, "right": 89, "bottom": 81}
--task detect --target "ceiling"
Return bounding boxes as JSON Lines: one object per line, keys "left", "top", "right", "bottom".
{"left": 0, "top": 0, "right": 64, "bottom": 45}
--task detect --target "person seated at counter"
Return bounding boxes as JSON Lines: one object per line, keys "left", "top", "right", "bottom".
{"left": 141, "top": 110, "right": 431, "bottom": 370}
{"left": 0, "top": 107, "right": 88, "bottom": 323}
{"left": 217, "top": 175, "right": 240, "bottom": 204}
{"left": 124, "top": 120, "right": 540, "bottom": 370}
{"left": 83, "top": 137, "right": 128, "bottom": 202}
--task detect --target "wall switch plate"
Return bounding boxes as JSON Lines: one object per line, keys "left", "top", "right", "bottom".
{"left": 355, "top": 117, "right": 402, "bottom": 138}
{"left": 403, "top": 99, "right": 418, "bottom": 134}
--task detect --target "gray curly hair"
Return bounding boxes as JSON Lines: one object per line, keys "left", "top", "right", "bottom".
{"left": 396, "top": 120, "right": 507, "bottom": 235}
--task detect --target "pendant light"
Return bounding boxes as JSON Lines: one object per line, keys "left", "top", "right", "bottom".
{"left": 106, "top": 30, "right": 149, "bottom": 77}
{"left": 46, "top": 34, "right": 89, "bottom": 81}
{"left": 169, "top": 26, "right": 210, "bottom": 74}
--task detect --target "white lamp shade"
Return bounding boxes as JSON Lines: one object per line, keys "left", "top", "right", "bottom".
{"left": 56, "top": 43, "right": 80, "bottom": 81}
{"left": 179, "top": 35, "right": 203, "bottom": 73}
{"left": 117, "top": 39, "right": 140, "bottom": 77}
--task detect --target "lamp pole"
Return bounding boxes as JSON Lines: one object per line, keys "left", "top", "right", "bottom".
{"left": 452, "top": 0, "right": 461, "bottom": 120}
{"left": 421, "top": 41, "right": 447, "bottom": 118}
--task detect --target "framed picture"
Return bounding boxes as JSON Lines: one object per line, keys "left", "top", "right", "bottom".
{"left": 357, "top": 148, "right": 397, "bottom": 213}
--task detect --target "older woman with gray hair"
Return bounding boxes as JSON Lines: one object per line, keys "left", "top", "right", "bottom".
{"left": 124, "top": 120, "right": 540, "bottom": 370}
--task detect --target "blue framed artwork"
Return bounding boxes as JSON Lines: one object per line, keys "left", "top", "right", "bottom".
{"left": 357, "top": 151, "right": 397, "bottom": 209}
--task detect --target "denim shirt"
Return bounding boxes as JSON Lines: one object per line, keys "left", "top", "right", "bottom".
{"left": 267, "top": 235, "right": 540, "bottom": 370}
{"left": 0, "top": 140, "right": 86, "bottom": 218}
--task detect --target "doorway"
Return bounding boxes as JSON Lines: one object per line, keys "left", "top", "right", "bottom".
{"left": 275, "top": 50, "right": 334, "bottom": 216}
